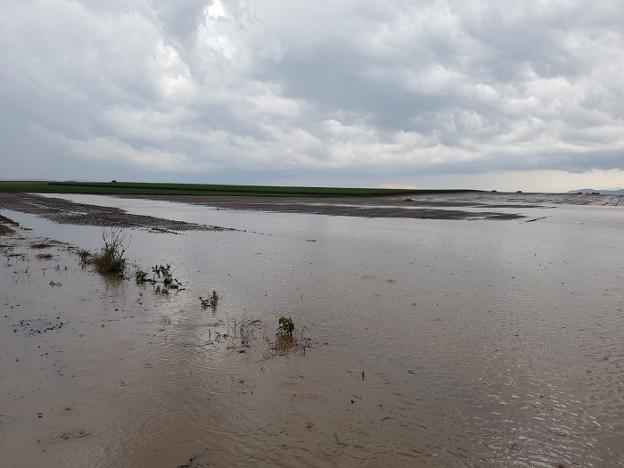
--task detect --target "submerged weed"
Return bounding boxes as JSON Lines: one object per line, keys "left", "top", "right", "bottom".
{"left": 273, "top": 334, "right": 299, "bottom": 354}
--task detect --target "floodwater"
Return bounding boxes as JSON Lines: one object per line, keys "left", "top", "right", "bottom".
{"left": 1, "top": 195, "right": 623, "bottom": 467}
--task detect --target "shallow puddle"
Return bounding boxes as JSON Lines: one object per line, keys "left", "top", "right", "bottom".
{"left": 1, "top": 196, "right": 623, "bottom": 467}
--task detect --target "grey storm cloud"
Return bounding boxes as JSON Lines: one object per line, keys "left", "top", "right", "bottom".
{"left": 1, "top": 0, "right": 623, "bottom": 183}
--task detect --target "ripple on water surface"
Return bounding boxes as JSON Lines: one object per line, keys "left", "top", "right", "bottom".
{"left": 1, "top": 197, "right": 623, "bottom": 467}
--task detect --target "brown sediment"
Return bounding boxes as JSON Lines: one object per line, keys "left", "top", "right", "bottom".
{"left": 31, "top": 242, "right": 54, "bottom": 249}
{"left": 35, "top": 253, "right": 54, "bottom": 260}
{"left": 0, "top": 193, "right": 237, "bottom": 232}
{"left": 0, "top": 224, "right": 14, "bottom": 236}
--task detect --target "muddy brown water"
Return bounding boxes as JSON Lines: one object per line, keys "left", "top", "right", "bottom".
{"left": 1, "top": 194, "right": 624, "bottom": 467}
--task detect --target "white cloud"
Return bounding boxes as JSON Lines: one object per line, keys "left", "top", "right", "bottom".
{"left": 61, "top": 136, "right": 195, "bottom": 171}
{"left": 1, "top": 0, "right": 623, "bottom": 190}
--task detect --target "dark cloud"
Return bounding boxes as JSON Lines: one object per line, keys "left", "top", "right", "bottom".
{"left": 1, "top": 0, "right": 622, "bottom": 189}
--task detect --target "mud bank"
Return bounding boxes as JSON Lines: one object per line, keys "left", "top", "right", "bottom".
{"left": 0, "top": 193, "right": 236, "bottom": 232}
{"left": 119, "top": 191, "right": 621, "bottom": 219}
{"left": 119, "top": 194, "right": 528, "bottom": 220}
{"left": 0, "top": 214, "right": 17, "bottom": 235}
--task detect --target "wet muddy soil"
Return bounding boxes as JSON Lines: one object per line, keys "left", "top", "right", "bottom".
{"left": 0, "top": 215, "right": 17, "bottom": 235}
{"left": 0, "top": 194, "right": 236, "bottom": 232}
{"left": 122, "top": 193, "right": 529, "bottom": 220}
{"left": 123, "top": 190, "right": 622, "bottom": 219}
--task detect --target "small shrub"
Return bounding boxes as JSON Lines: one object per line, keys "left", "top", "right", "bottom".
{"left": 83, "top": 229, "right": 127, "bottom": 276}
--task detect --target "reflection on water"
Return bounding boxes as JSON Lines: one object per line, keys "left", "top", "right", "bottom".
{"left": 1, "top": 195, "right": 623, "bottom": 467}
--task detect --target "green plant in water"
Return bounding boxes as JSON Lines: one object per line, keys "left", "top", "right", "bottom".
{"left": 272, "top": 317, "right": 309, "bottom": 356}
{"left": 151, "top": 264, "right": 182, "bottom": 289}
{"left": 199, "top": 290, "right": 219, "bottom": 311}
{"left": 135, "top": 269, "right": 148, "bottom": 284}
{"left": 277, "top": 316, "right": 295, "bottom": 337}
{"left": 134, "top": 264, "right": 183, "bottom": 292}
{"left": 209, "top": 290, "right": 219, "bottom": 310}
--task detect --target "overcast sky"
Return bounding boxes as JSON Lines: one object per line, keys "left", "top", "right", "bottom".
{"left": 1, "top": 0, "right": 623, "bottom": 191}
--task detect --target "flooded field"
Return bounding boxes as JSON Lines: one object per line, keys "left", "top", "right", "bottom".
{"left": 1, "top": 193, "right": 623, "bottom": 467}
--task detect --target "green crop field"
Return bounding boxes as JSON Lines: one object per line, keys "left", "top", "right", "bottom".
{"left": 0, "top": 180, "right": 476, "bottom": 197}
